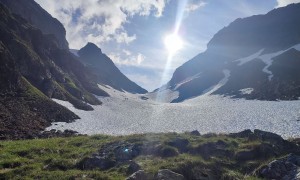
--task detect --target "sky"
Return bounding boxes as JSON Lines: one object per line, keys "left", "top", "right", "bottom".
{"left": 35, "top": 0, "right": 300, "bottom": 91}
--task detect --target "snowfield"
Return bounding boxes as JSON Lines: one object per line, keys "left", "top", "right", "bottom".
{"left": 49, "top": 84, "right": 300, "bottom": 138}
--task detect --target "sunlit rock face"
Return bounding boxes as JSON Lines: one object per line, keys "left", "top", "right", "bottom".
{"left": 76, "top": 42, "right": 148, "bottom": 94}
{"left": 165, "top": 3, "right": 300, "bottom": 102}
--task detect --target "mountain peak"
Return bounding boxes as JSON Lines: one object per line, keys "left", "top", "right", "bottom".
{"left": 80, "top": 42, "right": 102, "bottom": 54}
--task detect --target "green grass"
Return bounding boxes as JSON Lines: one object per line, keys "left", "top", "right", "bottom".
{"left": 0, "top": 132, "right": 295, "bottom": 179}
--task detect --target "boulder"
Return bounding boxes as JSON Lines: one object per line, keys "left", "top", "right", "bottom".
{"left": 167, "top": 138, "right": 189, "bottom": 152}
{"left": 126, "top": 170, "right": 149, "bottom": 180}
{"left": 254, "top": 129, "right": 284, "bottom": 144}
{"left": 235, "top": 150, "right": 257, "bottom": 161}
{"left": 190, "top": 130, "right": 201, "bottom": 136}
{"left": 192, "top": 142, "right": 233, "bottom": 159}
{"left": 157, "top": 145, "right": 179, "bottom": 158}
{"left": 257, "top": 154, "right": 300, "bottom": 179}
{"left": 154, "top": 169, "right": 185, "bottom": 180}
{"left": 78, "top": 156, "right": 116, "bottom": 170}
{"left": 235, "top": 143, "right": 275, "bottom": 161}
{"left": 229, "top": 129, "right": 253, "bottom": 138}
{"left": 126, "top": 161, "right": 141, "bottom": 175}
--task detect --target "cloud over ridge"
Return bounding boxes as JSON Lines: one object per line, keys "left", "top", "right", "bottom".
{"left": 35, "top": 0, "right": 167, "bottom": 49}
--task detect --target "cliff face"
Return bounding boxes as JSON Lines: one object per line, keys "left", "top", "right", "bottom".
{"left": 0, "top": 4, "right": 107, "bottom": 139}
{"left": 164, "top": 3, "right": 300, "bottom": 102}
{"left": 0, "top": 0, "right": 69, "bottom": 49}
{"left": 77, "top": 43, "right": 148, "bottom": 94}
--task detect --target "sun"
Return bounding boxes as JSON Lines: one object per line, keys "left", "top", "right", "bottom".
{"left": 164, "top": 33, "right": 183, "bottom": 54}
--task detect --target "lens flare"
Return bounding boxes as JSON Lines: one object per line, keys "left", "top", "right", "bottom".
{"left": 164, "top": 33, "right": 183, "bottom": 54}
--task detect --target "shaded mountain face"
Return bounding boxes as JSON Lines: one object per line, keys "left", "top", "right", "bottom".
{"left": 76, "top": 43, "right": 148, "bottom": 94}
{"left": 0, "top": 0, "right": 68, "bottom": 49}
{"left": 164, "top": 3, "right": 300, "bottom": 102}
{"left": 0, "top": 4, "right": 108, "bottom": 139}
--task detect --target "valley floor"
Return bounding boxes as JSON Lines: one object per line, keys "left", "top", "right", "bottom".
{"left": 48, "top": 85, "right": 300, "bottom": 138}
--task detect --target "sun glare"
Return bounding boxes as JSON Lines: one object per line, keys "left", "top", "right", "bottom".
{"left": 164, "top": 33, "right": 183, "bottom": 54}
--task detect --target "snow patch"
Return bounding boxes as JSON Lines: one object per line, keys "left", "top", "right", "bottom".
{"left": 146, "top": 89, "right": 179, "bottom": 103}
{"left": 174, "top": 73, "right": 202, "bottom": 90}
{"left": 259, "top": 43, "right": 300, "bottom": 81}
{"left": 202, "top": 69, "right": 231, "bottom": 96}
{"left": 239, "top": 88, "right": 254, "bottom": 95}
{"left": 234, "top": 49, "right": 264, "bottom": 66}
{"left": 49, "top": 90, "right": 300, "bottom": 139}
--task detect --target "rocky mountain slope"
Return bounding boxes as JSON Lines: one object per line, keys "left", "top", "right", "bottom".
{"left": 0, "top": 4, "right": 108, "bottom": 139}
{"left": 0, "top": 0, "right": 68, "bottom": 49}
{"left": 73, "top": 43, "right": 147, "bottom": 94}
{"left": 162, "top": 3, "right": 300, "bottom": 102}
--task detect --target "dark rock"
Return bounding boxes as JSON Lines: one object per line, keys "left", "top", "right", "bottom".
{"left": 254, "top": 129, "right": 284, "bottom": 144}
{"left": 126, "top": 161, "right": 141, "bottom": 175}
{"left": 235, "top": 150, "right": 257, "bottom": 162}
{"left": 236, "top": 143, "right": 276, "bottom": 162}
{"left": 140, "top": 96, "right": 149, "bottom": 100}
{"left": 78, "top": 156, "right": 116, "bottom": 170}
{"left": 126, "top": 170, "right": 149, "bottom": 180}
{"left": 154, "top": 169, "right": 185, "bottom": 180}
{"left": 113, "top": 143, "right": 142, "bottom": 161}
{"left": 190, "top": 130, "right": 201, "bottom": 136}
{"left": 286, "top": 154, "right": 300, "bottom": 166}
{"left": 157, "top": 145, "right": 179, "bottom": 158}
{"left": 192, "top": 142, "right": 233, "bottom": 159}
{"left": 166, "top": 138, "right": 190, "bottom": 152}
{"left": 229, "top": 129, "right": 253, "bottom": 138}
{"left": 216, "top": 140, "right": 228, "bottom": 149}
{"left": 258, "top": 156, "right": 298, "bottom": 179}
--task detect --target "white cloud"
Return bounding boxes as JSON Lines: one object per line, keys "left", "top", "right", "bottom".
{"left": 185, "top": 1, "right": 206, "bottom": 12}
{"left": 122, "top": 49, "right": 131, "bottom": 56}
{"left": 34, "top": 0, "right": 167, "bottom": 49}
{"left": 108, "top": 52, "right": 146, "bottom": 66}
{"left": 277, "top": 0, "right": 300, "bottom": 7}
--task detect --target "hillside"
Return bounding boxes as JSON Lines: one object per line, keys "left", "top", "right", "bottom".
{"left": 162, "top": 3, "right": 300, "bottom": 102}
{"left": 0, "top": 4, "right": 108, "bottom": 139}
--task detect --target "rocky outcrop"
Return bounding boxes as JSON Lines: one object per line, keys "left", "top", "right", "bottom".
{"left": 77, "top": 43, "right": 147, "bottom": 94}
{"left": 0, "top": 0, "right": 69, "bottom": 49}
{"left": 257, "top": 154, "right": 300, "bottom": 179}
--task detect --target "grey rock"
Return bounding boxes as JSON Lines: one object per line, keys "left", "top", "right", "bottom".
{"left": 126, "top": 161, "right": 141, "bottom": 175}
{"left": 154, "top": 169, "right": 185, "bottom": 180}
{"left": 258, "top": 154, "right": 300, "bottom": 179}
{"left": 190, "top": 130, "right": 201, "bottom": 136}
{"left": 126, "top": 170, "right": 149, "bottom": 180}
{"left": 79, "top": 156, "right": 116, "bottom": 170}
{"left": 167, "top": 138, "right": 189, "bottom": 152}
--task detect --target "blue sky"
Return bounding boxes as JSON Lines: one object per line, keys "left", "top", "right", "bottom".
{"left": 35, "top": 0, "right": 299, "bottom": 91}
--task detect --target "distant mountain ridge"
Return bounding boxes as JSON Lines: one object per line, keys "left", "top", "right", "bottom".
{"left": 75, "top": 42, "right": 147, "bottom": 94}
{"left": 162, "top": 3, "right": 300, "bottom": 102}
